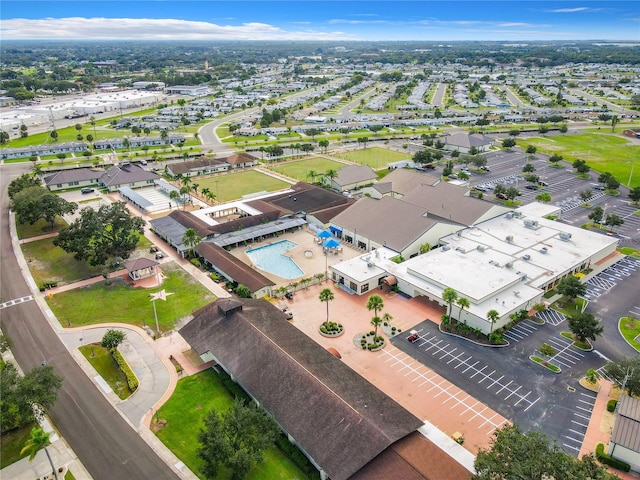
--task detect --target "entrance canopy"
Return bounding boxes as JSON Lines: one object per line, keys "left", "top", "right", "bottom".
{"left": 382, "top": 275, "right": 397, "bottom": 286}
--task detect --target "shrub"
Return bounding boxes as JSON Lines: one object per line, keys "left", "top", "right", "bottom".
{"left": 209, "top": 272, "right": 221, "bottom": 282}
{"left": 320, "top": 326, "right": 328, "bottom": 334}
{"left": 596, "top": 443, "right": 631, "bottom": 472}
{"left": 607, "top": 400, "right": 618, "bottom": 412}
{"left": 489, "top": 333, "right": 503, "bottom": 345}
{"left": 190, "top": 258, "right": 201, "bottom": 268}
{"left": 275, "top": 435, "right": 319, "bottom": 478}
{"left": 112, "top": 349, "right": 138, "bottom": 391}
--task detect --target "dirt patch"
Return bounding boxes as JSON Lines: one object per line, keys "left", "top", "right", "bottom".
{"left": 150, "top": 418, "right": 167, "bottom": 433}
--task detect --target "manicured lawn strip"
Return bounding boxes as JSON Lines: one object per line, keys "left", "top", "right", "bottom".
{"left": 619, "top": 247, "right": 640, "bottom": 258}
{"left": 79, "top": 344, "right": 133, "bottom": 399}
{"left": 269, "top": 157, "right": 347, "bottom": 181}
{"left": 529, "top": 356, "right": 561, "bottom": 373}
{"left": 0, "top": 422, "right": 37, "bottom": 468}
{"left": 65, "top": 469, "right": 77, "bottom": 480}
{"left": 16, "top": 216, "right": 67, "bottom": 239}
{"left": 522, "top": 133, "right": 640, "bottom": 186}
{"left": 334, "top": 146, "right": 410, "bottom": 169}
{"left": 155, "top": 370, "right": 305, "bottom": 480}
{"left": 21, "top": 237, "right": 104, "bottom": 287}
{"left": 619, "top": 317, "right": 640, "bottom": 352}
{"left": 551, "top": 297, "right": 586, "bottom": 318}
{"left": 46, "top": 263, "right": 215, "bottom": 328}
{"left": 195, "top": 170, "right": 290, "bottom": 202}
{"left": 560, "top": 331, "right": 592, "bottom": 350}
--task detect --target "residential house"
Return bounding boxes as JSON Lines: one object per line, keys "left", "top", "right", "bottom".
{"left": 329, "top": 164, "right": 378, "bottom": 192}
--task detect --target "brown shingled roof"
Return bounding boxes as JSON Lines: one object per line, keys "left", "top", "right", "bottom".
{"left": 195, "top": 242, "right": 274, "bottom": 293}
{"left": 168, "top": 210, "right": 215, "bottom": 237}
{"left": 208, "top": 210, "right": 281, "bottom": 235}
{"left": 350, "top": 432, "right": 472, "bottom": 480}
{"left": 180, "top": 298, "right": 423, "bottom": 480}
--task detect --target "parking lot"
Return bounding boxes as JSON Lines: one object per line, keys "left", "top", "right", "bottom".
{"left": 583, "top": 256, "right": 640, "bottom": 301}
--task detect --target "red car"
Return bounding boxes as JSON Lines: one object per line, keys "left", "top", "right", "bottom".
{"left": 407, "top": 331, "right": 420, "bottom": 343}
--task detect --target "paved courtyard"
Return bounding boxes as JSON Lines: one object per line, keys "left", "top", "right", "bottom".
{"left": 282, "top": 283, "right": 509, "bottom": 454}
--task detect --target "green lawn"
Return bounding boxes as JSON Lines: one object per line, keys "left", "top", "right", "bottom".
{"left": 195, "top": 170, "right": 291, "bottom": 202}
{"left": 79, "top": 344, "right": 133, "bottom": 399}
{"left": 269, "top": 157, "right": 347, "bottom": 181}
{"left": 333, "top": 146, "right": 411, "bottom": 170}
{"left": 521, "top": 133, "right": 640, "bottom": 186}
{"left": 551, "top": 297, "right": 587, "bottom": 318}
{"left": 21, "top": 231, "right": 151, "bottom": 287}
{"left": 619, "top": 247, "right": 640, "bottom": 258}
{"left": 46, "top": 262, "right": 215, "bottom": 329}
{"left": 21, "top": 237, "right": 105, "bottom": 287}
{"left": 0, "top": 422, "right": 37, "bottom": 468}
{"left": 155, "top": 369, "right": 306, "bottom": 480}
{"left": 16, "top": 216, "right": 68, "bottom": 240}
{"left": 619, "top": 317, "right": 640, "bottom": 352}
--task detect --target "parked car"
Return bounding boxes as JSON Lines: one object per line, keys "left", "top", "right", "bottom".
{"left": 448, "top": 173, "right": 458, "bottom": 179}
{"left": 525, "top": 184, "right": 538, "bottom": 190}
{"left": 497, "top": 193, "right": 509, "bottom": 200}
{"left": 407, "top": 330, "right": 420, "bottom": 343}
{"left": 155, "top": 252, "right": 164, "bottom": 260}
{"left": 81, "top": 188, "right": 95, "bottom": 194}
{"left": 480, "top": 166, "right": 491, "bottom": 172}
{"left": 149, "top": 246, "right": 158, "bottom": 253}
{"left": 592, "top": 184, "right": 605, "bottom": 191}
{"left": 538, "top": 181, "right": 549, "bottom": 187}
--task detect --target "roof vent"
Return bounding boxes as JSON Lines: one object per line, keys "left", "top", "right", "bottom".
{"left": 559, "top": 232, "right": 572, "bottom": 241}
{"left": 442, "top": 245, "right": 450, "bottom": 251}
{"left": 522, "top": 254, "right": 531, "bottom": 261}
{"left": 455, "top": 247, "right": 466, "bottom": 253}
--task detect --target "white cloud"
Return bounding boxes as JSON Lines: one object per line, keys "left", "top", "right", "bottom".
{"left": 0, "top": 17, "right": 356, "bottom": 40}
{"left": 547, "top": 7, "right": 590, "bottom": 13}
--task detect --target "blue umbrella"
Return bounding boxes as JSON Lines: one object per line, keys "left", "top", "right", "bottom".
{"left": 323, "top": 238, "right": 341, "bottom": 249}
{"left": 317, "top": 230, "right": 332, "bottom": 239}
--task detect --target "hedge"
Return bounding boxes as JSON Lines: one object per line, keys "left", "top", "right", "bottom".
{"left": 275, "top": 435, "right": 320, "bottom": 479}
{"left": 112, "top": 349, "right": 139, "bottom": 391}
{"left": 607, "top": 400, "right": 618, "bottom": 412}
{"left": 596, "top": 443, "right": 631, "bottom": 472}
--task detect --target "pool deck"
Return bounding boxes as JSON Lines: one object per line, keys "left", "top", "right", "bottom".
{"left": 227, "top": 228, "right": 361, "bottom": 287}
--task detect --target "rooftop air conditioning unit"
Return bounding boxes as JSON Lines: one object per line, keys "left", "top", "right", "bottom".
{"left": 524, "top": 220, "right": 539, "bottom": 229}
{"left": 521, "top": 274, "right": 528, "bottom": 281}
{"left": 505, "top": 262, "right": 513, "bottom": 269}
{"left": 505, "top": 213, "right": 513, "bottom": 220}
{"left": 477, "top": 245, "right": 486, "bottom": 252}
{"left": 506, "top": 235, "right": 514, "bottom": 243}
{"left": 522, "top": 254, "right": 531, "bottom": 261}
{"left": 455, "top": 247, "right": 466, "bottom": 253}
{"left": 513, "top": 211, "right": 523, "bottom": 218}
{"left": 559, "top": 232, "right": 572, "bottom": 241}
{"left": 540, "top": 247, "right": 548, "bottom": 254}
{"left": 367, "top": 263, "right": 374, "bottom": 268}
{"left": 442, "top": 245, "right": 450, "bottom": 251}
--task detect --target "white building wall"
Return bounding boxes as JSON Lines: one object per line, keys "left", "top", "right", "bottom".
{"left": 608, "top": 443, "right": 640, "bottom": 472}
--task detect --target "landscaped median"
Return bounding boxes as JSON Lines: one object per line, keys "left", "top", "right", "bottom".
{"left": 618, "top": 316, "right": 640, "bottom": 352}
{"left": 529, "top": 355, "right": 561, "bottom": 373}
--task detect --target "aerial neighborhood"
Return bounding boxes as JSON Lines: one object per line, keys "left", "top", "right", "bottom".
{"left": 1, "top": 36, "right": 640, "bottom": 480}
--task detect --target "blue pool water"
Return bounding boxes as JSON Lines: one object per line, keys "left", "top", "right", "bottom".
{"left": 245, "top": 240, "right": 304, "bottom": 280}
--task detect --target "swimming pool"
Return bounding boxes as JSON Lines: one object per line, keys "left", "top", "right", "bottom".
{"left": 245, "top": 240, "right": 304, "bottom": 280}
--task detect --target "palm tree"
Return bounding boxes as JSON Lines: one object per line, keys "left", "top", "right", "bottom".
{"left": 371, "top": 316, "right": 382, "bottom": 337}
{"left": 201, "top": 187, "right": 211, "bottom": 202}
{"left": 366, "top": 294, "right": 384, "bottom": 319}
{"left": 585, "top": 369, "right": 599, "bottom": 385}
{"left": 382, "top": 312, "right": 393, "bottom": 326}
{"left": 324, "top": 169, "right": 337, "bottom": 187}
{"left": 179, "top": 185, "right": 191, "bottom": 210}
{"left": 487, "top": 309, "right": 500, "bottom": 333}
{"left": 169, "top": 189, "right": 180, "bottom": 208}
{"left": 457, "top": 297, "right": 470, "bottom": 324}
{"left": 307, "top": 170, "right": 318, "bottom": 184}
{"left": 319, "top": 288, "right": 334, "bottom": 325}
{"left": 442, "top": 287, "right": 458, "bottom": 320}
{"left": 182, "top": 228, "right": 201, "bottom": 258}
{"left": 21, "top": 427, "right": 58, "bottom": 480}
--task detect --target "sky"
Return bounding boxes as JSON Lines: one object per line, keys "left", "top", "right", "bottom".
{"left": 1, "top": 1, "right": 638, "bottom": 42}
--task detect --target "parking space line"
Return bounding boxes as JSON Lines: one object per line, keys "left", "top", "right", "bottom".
{"left": 477, "top": 370, "right": 496, "bottom": 384}
{"left": 572, "top": 419, "right": 589, "bottom": 428}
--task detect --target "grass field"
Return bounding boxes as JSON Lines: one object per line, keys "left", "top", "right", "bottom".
{"left": 21, "top": 232, "right": 152, "bottom": 286}
{"left": 154, "top": 369, "right": 306, "bottom": 480}
{"left": 79, "top": 344, "right": 133, "bottom": 399}
{"left": 520, "top": 133, "right": 640, "bottom": 187}
{"left": 269, "top": 157, "right": 347, "bottom": 181}
{"left": 195, "top": 170, "right": 291, "bottom": 202}
{"left": 0, "top": 422, "right": 37, "bottom": 468}
{"left": 333, "top": 146, "right": 411, "bottom": 169}
{"left": 16, "top": 216, "right": 67, "bottom": 239}
{"left": 46, "top": 262, "right": 215, "bottom": 329}
{"left": 22, "top": 237, "right": 105, "bottom": 287}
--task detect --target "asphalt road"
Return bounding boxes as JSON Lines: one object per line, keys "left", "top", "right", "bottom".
{"left": 0, "top": 162, "right": 180, "bottom": 480}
